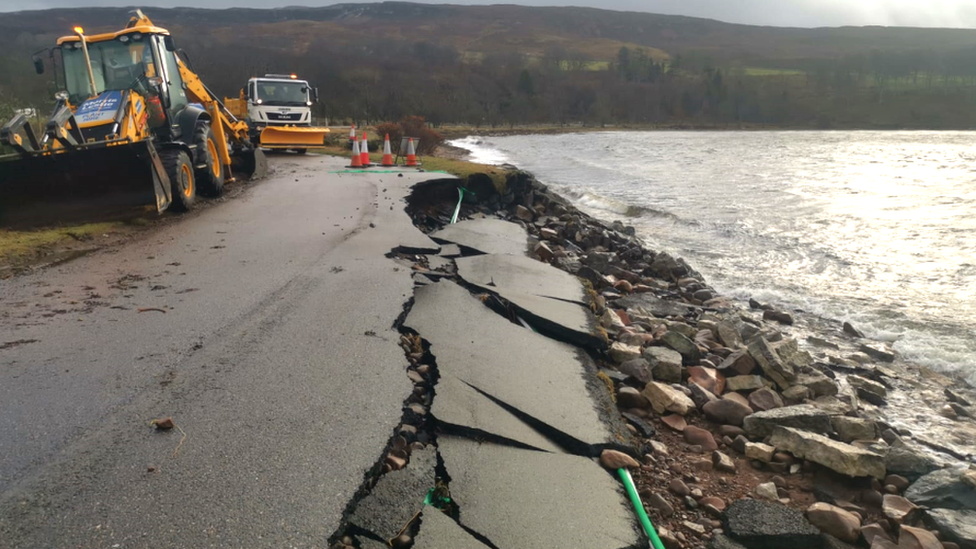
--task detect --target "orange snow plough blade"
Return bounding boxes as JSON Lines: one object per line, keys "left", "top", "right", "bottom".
{"left": 258, "top": 126, "right": 330, "bottom": 151}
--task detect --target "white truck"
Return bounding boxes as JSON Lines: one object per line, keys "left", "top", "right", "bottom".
{"left": 226, "top": 74, "right": 328, "bottom": 153}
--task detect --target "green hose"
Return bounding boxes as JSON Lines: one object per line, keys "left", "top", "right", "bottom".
{"left": 618, "top": 468, "right": 667, "bottom": 549}
{"left": 450, "top": 187, "right": 465, "bottom": 224}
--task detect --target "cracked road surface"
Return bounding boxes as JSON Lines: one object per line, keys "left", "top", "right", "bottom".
{"left": 0, "top": 155, "right": 443, "bottom": 548}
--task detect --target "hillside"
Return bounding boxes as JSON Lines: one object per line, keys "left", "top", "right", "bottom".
{"left": 3, "top": 2, "right": 976, "bottom": 128}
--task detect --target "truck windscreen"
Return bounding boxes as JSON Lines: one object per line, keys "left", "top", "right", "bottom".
{"left": 255, "top": 81, "right": 308, "bottom": 106}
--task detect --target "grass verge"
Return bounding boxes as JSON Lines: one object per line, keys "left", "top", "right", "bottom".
{"left": 318, "top": 145, "right": 511, "bottom": 192}
{"left": 0, "top": 222, "right": 123, "bottom": 268}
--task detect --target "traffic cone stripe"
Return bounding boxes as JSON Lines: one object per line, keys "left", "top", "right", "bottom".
{"left": 381, "top": 134, "right": 394, "bottom": 167}
{"left": 349, "top": 138, "right": 362, "bottom": 168}
{"left": 360, "top": 131, "right": 371, "bottom": 167}
{"left": 405, "top": 138, "right": 419, "bottom": 167}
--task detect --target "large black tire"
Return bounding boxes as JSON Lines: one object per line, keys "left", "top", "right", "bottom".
{"left": 162, "top": 149, "right": 197, "bottom": 212}
{"left": 194, "top": 123, "right": 225, "bottom": 197}
{"left": 294, "top": 148, "right": 307, "bottom": 155}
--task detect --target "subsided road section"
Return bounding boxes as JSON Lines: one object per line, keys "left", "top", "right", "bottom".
{"left": 0, "top": 155, "right": 443, "bottom": 547}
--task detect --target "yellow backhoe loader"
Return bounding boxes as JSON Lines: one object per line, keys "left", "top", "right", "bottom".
{"left": 0, "top": 10, "right": 266, "bottom": 226}
{"left": 224, "top": 74, "right": 330, "bottom": 154}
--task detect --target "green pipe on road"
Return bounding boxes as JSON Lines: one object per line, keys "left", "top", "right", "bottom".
{"left": 617, "top": 468, "right": 667, "bottom": 549}
{"left": 450, "top": 187, "right": 465, "bottom": 224}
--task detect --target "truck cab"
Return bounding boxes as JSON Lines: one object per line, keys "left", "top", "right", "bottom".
{"left": 243, "top": 74, "right": 318, "bottom": 143}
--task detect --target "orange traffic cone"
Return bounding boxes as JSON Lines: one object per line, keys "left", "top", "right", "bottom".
{"left": 348, "top": 138, "right": 362, "bottom": 168}
{"left": 360, "top": 131, "right": 371, "bottom": 167}
{"left": 381, "top": 134, "right": 394, "bottom": 167}
{"left": 405, "top": 137, "right": 419, "bottom": 167}
{"left": 348, "top": 124, "right": 356, "bottom": 142}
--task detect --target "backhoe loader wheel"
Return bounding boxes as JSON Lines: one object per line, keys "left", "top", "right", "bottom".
{"left": 294, "top": 149, "right": 307, "bottom": 155}
{"left": 163, "top": 149, "right": 197, "bottom": 212}
{"left": 194, "top": 123, "right": 225, "bottom": 197}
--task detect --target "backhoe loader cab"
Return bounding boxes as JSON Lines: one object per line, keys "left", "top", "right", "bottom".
{"left": 0, "top": 11, "right": 263, "bottom": 226}
{"left": 58, "top": 26, "right": 187, "bottom": 138}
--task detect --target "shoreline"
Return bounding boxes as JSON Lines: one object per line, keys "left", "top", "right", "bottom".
{"left": 406, "top": 165, "right": 976, "bottom": 547}
{"left": 440, "top": 138, "right": 976, "bottom": 457}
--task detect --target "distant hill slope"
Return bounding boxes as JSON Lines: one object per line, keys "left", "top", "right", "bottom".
{"left": 4, "top": 3, "right": 976, "bottom": 63}
{"left": 3, "top": 2, "right": 976, "bottom": 129}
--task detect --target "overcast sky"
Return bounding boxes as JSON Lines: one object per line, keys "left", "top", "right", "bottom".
{"left": 2, "top": 0, "right": 976, "bottom": 28}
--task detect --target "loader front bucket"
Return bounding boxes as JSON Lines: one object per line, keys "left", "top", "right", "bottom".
{"left": 232, "top": 146, "right": 268, "bottom": 181}
{"left": 258, "top": 126, "right": 329, "bottom": 151}
{"left": 0, "top": 141, "right": 171, "bottom": 228}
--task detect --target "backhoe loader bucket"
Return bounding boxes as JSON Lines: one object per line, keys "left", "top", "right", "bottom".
{"left": 232, "top": 146, "right": 268, "bottom": 180}
{"left": 0, "top": 141, "right": 172, "bottom": 228}
{"left": 258, "top": 126, "right": 329, "bottom": 151}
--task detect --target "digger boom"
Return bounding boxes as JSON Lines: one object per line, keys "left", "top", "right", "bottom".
{"left": 177, "top": 60, "right": 254, "bottom": 180}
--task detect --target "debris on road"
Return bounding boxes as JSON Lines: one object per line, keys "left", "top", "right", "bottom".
{"left": 150, "top": 417, "right": 175, "bottom": 430}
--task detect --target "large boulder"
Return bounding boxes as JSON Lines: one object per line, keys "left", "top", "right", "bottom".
{"left": 795, "top": 371, "right": 839, "bottom": 398}
{"left": 684, "top": 425, "right": 718, "bottom": 451}
{"left": 688, "top": 366, "right": 725, "bottom": 395}
{"left": 743, "top": 404, "right": 833, "bottom": 438}
{"left": 703, "top": 398, "right": 754, "bottom": 426}
{"left": 745, "top": 442, "right": 776, "bottom": 462}
{"left": 642, "top": 381, "right": 696, "bottom": 416}
{"left": 925, "top": 508, "right": 976, "bottom": 549}
{"left": 897, "top": 525, "right": 945, "bottom": 549}
{"left": 724, "top": 498, "right": 823, "bottom": 549}
{"left": 882, "top": 494, "right": 919, "bottom": 524}
{"left": 831, "top": 416, "right": 878, "bottom": 443}
{"left": 689, "top": 381, "right": 720, "bottom": 409}
{"left": 749, "top": 387, "right": 785, "bottom": 412}
{"left": 610, "top": 341, "right": 643, "bottom": 364}
{"left": 806, "top": 502, "right": 861, "bottom": 543}
{"left": 643, "top": 346, "right": 683, "bottom": 382}
{"left": 661, "top": 331, "right": 702, "bottom": 365}
{"left": 885, "top": 439, "right": 942, "bottom": 478}
{"left": 905, "top": 467, "right": 976, "bottom": 510}
{"left": 716, "top": 321, "right": 743, "bottom": 349}
{"left": 783, "top": 385, "right": 813, "bottom": 404}
{"left": 727, "top": 375, "right": 766, "bottom": 392}
{"left": 775, "top": 338, "right": 813, "bottom": 369}
{"left": 748, "top": 337, "right": 797, "bottom": 390}
{"left": 770, "top": 427, "right": 886, "bottom": 479}
{"left": 859, "top": 343, "right": 896, "bottom": 363}
{"left": 617, "top": 358, "right": 652, "bottom": 385}
{"left": 814, "top": 395, "right": 857, "bottom": 416}
{"left": 719, "top": 349, "right": 757, "bottom": 376}
{"left": 847, "top": 375, "right": 887, "bottom": 406}
{"left": 617, "top": 386, "right": 650, "bottom": 409}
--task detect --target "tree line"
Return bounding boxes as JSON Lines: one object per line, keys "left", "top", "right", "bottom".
{"left": 5, "top": 31, "right": 976, "bottom": 129}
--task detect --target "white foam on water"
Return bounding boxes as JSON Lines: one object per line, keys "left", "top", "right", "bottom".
{"left": 556, "top": 186, "right": 638, "bottom": 217}
{"left": 447, "top": 136, "right": 511, "bottom": 165}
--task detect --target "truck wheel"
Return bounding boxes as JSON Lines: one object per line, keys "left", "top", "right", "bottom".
{"left": 194, "top": 123, "right": 225, "bottom": 197}
{"left": 294, "top": 149, "right": 307, "bottom": 155}
{"left": 162, "top": 149, "right": 197, "bottom": 212}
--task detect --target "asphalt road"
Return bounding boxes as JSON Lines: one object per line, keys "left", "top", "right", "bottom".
{"left": 0, "top": 154, "right": 444, "bottom": 548}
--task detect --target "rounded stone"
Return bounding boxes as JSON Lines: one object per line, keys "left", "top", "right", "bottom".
{"left": 806, "top": 502, "right": 861, "bottom": 543}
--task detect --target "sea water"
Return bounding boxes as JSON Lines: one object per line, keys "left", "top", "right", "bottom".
{"left": 452, "top": 131, "right": 976, "bottom": 383}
